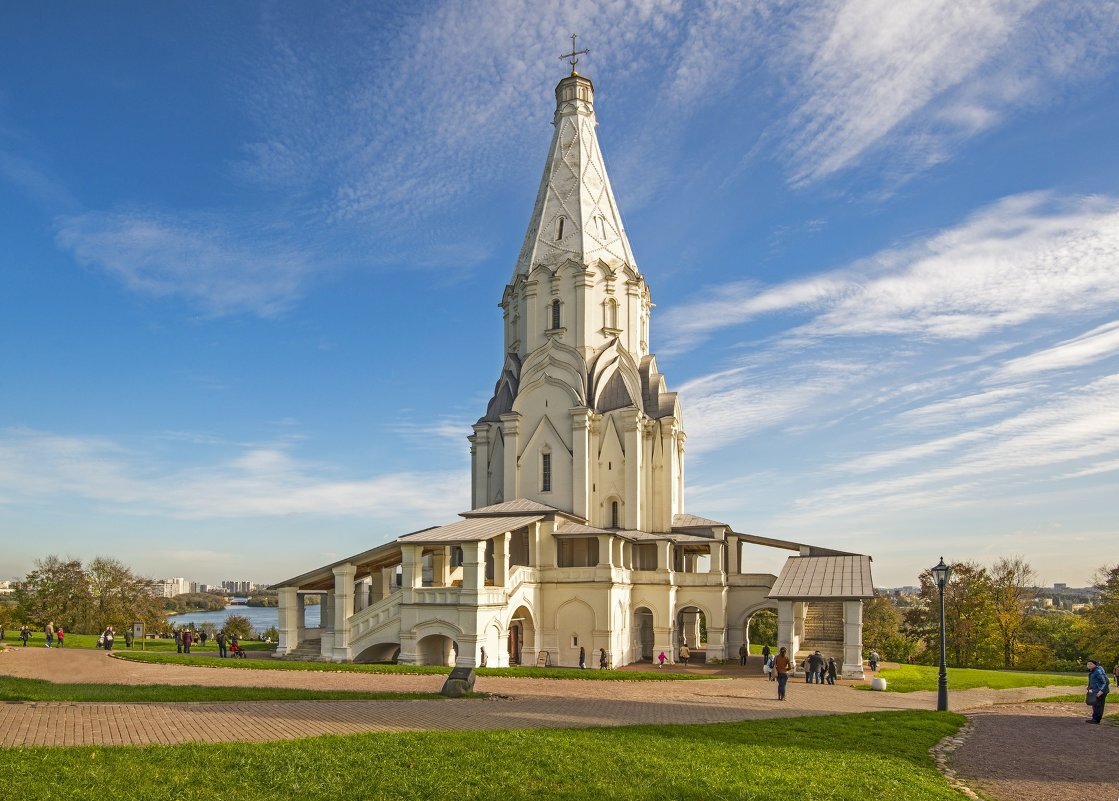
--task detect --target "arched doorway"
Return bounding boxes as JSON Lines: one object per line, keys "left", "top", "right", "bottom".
{"left": 508, "top": 605, "right": 536, "bottom": 666}
{"left": 633, "top": 607, "right": 654, "bottom": 661}
{"left": 353, "top": 642, "right": 400, "bottom": 664}
{"left": 676, "top": 605, "right": 707, "bottom": 649}
{"left": 744, "top": 607, "right": 777, "bottom": 655}
{"left": 416, "top": 633, "right": 457, "bottom": 666}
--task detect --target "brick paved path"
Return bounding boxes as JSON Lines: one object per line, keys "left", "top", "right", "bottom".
{"left": 0, "top": 647, "right": 1089, "bottom": 752}
{"left": 950, "top": 700, "right": 1119, "bottom": 801}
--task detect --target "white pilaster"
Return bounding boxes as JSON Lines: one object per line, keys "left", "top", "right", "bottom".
{"left": 276, "top": 587, "right": 299, "bottom": 656}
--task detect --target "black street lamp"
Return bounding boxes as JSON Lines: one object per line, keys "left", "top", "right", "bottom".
{"left": 931, "top": 557, "right": 952, "bottom": 712}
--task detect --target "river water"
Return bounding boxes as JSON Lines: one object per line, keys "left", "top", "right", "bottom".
{"left": 168, "top": 604, "right": 320, "bottom": 631}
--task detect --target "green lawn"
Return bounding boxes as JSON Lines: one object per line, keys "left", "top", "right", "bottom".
{"left": 0, "top": 711, "right": 965, "bottom": 801}
{"left": 112, "top": 652, "right": 714, "bottom": 680}
{"left": 0, "top": 675, "right": 458, "bottom": 703}
{"left": 864, "top": 663, "right": 1087, "bottom": 693}
{"left": 2, "top": 631, "right": 272, "bottom": 652}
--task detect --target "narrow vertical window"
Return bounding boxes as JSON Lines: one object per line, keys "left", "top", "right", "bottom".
{"left": 541, "top": 452, "right": 552, "bottom": 492}
{"left": 610, "top": 501, "right": 619, "bottom": 529}
{"left": 551, "top": 300, "right": 561, "bottom": 330}
{"left": 605, "top": 297, "right": 618, "bottom": 329}
{"left": 556, "top": 217, "right": 565, "bottom": 240}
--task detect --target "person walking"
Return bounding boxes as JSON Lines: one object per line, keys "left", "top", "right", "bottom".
{"left": 739, "top": 643, "right": 748, "bottom": 666}
{"left": 182, "top": 629, "right": 193, "bottom": 654}
{"left": 174, "top": 629, "right": 183, "bottom": 654}
{"left": 56, "top": 626, "right": 64, "bottom": 648}
{"left": 767, "top": 653, "right": 776, "bottom": 681}
{"left": 599, "top": 648, "right": 608, "bottom": 669}
{"left": 20, "top": 625, "right": 30, "bottom": 646}
{"left": 809, "top": 650, "right": 825, "bottom": 684}
{"left": 868, "top": 649, "right": 880, "bottom": 671}
{"left": 826, "top": 657, "right": 837, "bottom": 685}
{"left": 1113, "top": 660, "right": 1119, "bottom": 688}
{"left": 216, "top": 630, "right": 227, "bottom": 659}
{"left": 103, "top": 626, "right": 115, "bottom": 651}
{"left": 774, "top": 646, "right": 792, "bottom": 701}
{"left": 45, "top": 621, "right": 55, "bottom": 648}
{"left": 657, "top": 650, "right": 667, "bottom": 667}
{"left": 761, "top": 643, "right": 770, "bottom": 667}
{"left": 578, "top": 646, "right": 586, "bottom": 669}
{"left": 1086, "top": 659, "right": 1110, "bottom": 724}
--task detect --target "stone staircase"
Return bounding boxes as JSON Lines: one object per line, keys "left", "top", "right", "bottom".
{"left": 279, "top": 638, "right": 325, "bottom": 661}
{"left": 797, "top": 601, "right": 844, "bottom": 661}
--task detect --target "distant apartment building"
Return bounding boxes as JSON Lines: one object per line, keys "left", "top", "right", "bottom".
{"left": 0, "top": 580, "right": 13, "bottom": 596}
{"left": 151, "top": 577, "right": 191, "bottom": 598}
{"left": 221, "top": 580, "right": 255, "bottom": 594}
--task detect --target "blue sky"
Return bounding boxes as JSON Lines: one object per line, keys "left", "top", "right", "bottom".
{"left": 2, "top": 1, "right": 1118, "bottom": 588}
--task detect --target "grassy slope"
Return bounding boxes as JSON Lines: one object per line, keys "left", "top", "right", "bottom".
{"left": 111, "top": 652, "right": 712, "bottom": 680}
{"left": 0, "top": 711, "right": 966, "bottom": 801}
{"left": 867, "top": 663, "right": 1087, "bottom": 693}
{"left": 0, "top": 676, "right": 454, "bottom": 703}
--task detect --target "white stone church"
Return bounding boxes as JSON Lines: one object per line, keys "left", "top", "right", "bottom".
{"left": 275, "top": 68, "right": 873, "bottom": 677}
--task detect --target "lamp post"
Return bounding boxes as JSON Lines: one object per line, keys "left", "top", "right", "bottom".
{"left": 931, "top": 557, "right": 951, "bottom": 712}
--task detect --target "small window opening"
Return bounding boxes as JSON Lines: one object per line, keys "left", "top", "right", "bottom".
{"left": 551, "top": 300, "right": 561, "bottom": 330}
{"left": 610, "top": 501, "right": 619, "bottom": 529}
{"left": 542, "top": 452, "right": 552, "bottom": 493}
{"left": 556, "top": 217, "right": 565, "bottom": 240}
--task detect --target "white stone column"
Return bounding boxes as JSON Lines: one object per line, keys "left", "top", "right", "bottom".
{"left": 709, "top": 541, "right": 724, "bottom": 575}
{"left": 494, "top": 532, "right": 511, "bottom": 587}
{"left": 842, "top": 599, "right": 865, "bottom": 679}
{"left": 401, "top": 544, "right": 424, "bottom": 590}
{"left": 319, "top": 591, "right": 335, "bottom": 659}
{"left": 727, "top": 535, "right": 739, "bottom": 575}
{"left": 653, "top": 626, "right": 674, "bottom": 665}
{"left": 777, "top": 599, "right": 799, "bottom": 668}
{"left": 656, "top": 539, "right": 672, "bottom": 573}
{"left": 597, "top": 534, "right": 614, "bottom": 567}
{"left": 331, "top": 564, "right": 356, "bottom": 662}
{"left": 276, "top": 587, "right": 299, "bottom": 656}
{"left": 462, "top": 540, "right": 487, "bottom": 591}
{"left": 381, "top": 566, "right": 397, "bottom": 597}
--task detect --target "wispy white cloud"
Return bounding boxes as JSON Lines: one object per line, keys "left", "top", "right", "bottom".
{"left": 663, "top": 192, "right": 1119, "bottom": 350}
{"left": 779, "top": 0, "right": 1119, "bottom": 185}
{"left": 0, "top": 428, "right": 469, "bottom": 522}
{"left": 993, "top": 320, "right": 1119, "bottom": 380}
{"left": 54, "top": 211, "right": 316, "bottom": 317}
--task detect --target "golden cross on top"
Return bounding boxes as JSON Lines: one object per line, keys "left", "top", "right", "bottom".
{"left": 560, "top": 33, "right": 589, "bottom": 75}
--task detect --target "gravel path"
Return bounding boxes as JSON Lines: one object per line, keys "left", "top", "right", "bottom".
{"left": 949, "top": 700, "right": 1119, "bottom": 801}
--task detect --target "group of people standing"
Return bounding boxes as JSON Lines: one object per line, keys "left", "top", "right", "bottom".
{"left": 16, "top": 622, "right": 66, "bottom": 647}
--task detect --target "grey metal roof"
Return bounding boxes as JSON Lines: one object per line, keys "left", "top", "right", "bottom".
{"left": 672, "top": 513, "right": 728, "bottom": 529}
{"left": 398, "top": 515, "right": 545, "bottom": 544}
{"left": 462, "top": 499, "right": 560, "bottom": 517}
{"left": 767, "top": 555, "right": 874, "bottom": 600}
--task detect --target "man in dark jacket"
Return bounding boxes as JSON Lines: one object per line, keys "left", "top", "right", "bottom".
{"left": 1086, "top": 659, "right": 1110, "bottom": 724}
{"left": 807, "top": 651, "right": 825, "bottom": 684}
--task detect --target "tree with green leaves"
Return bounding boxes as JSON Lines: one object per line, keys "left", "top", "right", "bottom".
{"left": 1082, "top": 564, "right": 1119, "bottom": 668}
{"left": 905, "top": 561, "right": 998, "bottom": 668}
{"left": 862, "top": 593, "right": 916, "bottom": 663}
{"left": 988, "top": 556, "right": 1037, "bottom": 668}
{"left": 222, "top": 613, "right": 255, "bottom": 639}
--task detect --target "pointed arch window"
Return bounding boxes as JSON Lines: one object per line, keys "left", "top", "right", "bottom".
{"left": 610, "top": 500, "right": 620, "bottom": 529}
{"left": 555, "top": 217, "right": 565, "bottom": 240}
{"left": 604, "top": 297, "right": 619, "bottom": 330}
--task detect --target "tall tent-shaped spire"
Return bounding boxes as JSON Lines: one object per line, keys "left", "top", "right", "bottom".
{"left": 471, "top": 65, "right": 685, "bottom": 533}
{"left": 513, "top": 74, "right": 637, "bottom": 277}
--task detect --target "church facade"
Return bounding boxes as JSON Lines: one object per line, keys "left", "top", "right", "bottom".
{"left": 274, "top": 69, "right": 873, "bottom": 676}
